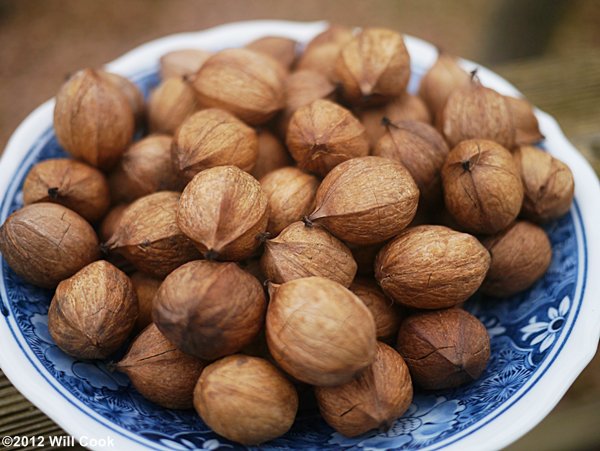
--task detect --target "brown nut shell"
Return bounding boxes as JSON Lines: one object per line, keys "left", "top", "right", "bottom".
{"left": 53, "top": 69, "right": 134, "bottom": 170}
{"left": 349, "top": 242, "right": 385, "bottom": 276}
{"left": 315, "top": 342, "right": 412, "bottom": 437}
{"left": 441, "top": 80, "right": 515, "bottom": 149}
{"left": 375, "top": 120, "right": 449, "bottom": 204}
{"left": 375, "top": 225, "right": 490, "bottom": 309}
{"left": 48, "top": 260, "right": 137, "bottom": 359}
{"left": 334, "top": 28, "right": 410, "bottom": 105}
{"left": 0, "top": 203, "right": 100, "bottom": 288}
{"left": 246, "top": 36, "right": 298, "bottom": 70}
{"left": 159, "top": 49, "right": 212, "bottom": 79}
{"left": 350, "top": 279, "right": 402, "bottom": 341}
{"left": 442, "top": 139, "right": 524, "bottom": 234}
{"left": 297, "top": 25, "right": 354, "bottom": 79}
{"left": 109, "top": 135, "right": 181, "bottom": 203}
{"left": 172, "top": 109, "right": 258, "bottom": 182}
{"left": 260, "top": 221, "right": 357, "bottom": 286}
{"left": 130, "top": 272, "right": 162, "bottom": 332}
{"left": 480, "top": 221, "right": 552, "bottom": 297}
{"left": 116, "top": 324, "right": 205, "bottom": 409}
{"left": 153, "top": 260, "right": 266, "bottom": 360}
{"left": 192, "top": 48, "right": 285, "bottom": 125}
{"left": 286, "top": 99, "right": 369, "bottom": 176}
{"left": 99, "top": 71, "right": 145, "bottom": 127}
{"left": 99, "top": 204, "right": 128, "bottom": 242}
{"left": 505, "top": 96, "right": 544, "bottom": 146}
{"left": 177, "top": 166, "right": 269, "bottom": 261}
{"left": 106, "top": 191, "right": 200, "bottom": 278}
{"left": 23, "top": 158, "right": 110, "bottom": 223}
{"left": 260, "top": 167, "right": 319, "bottom": 235}
{"left": 194, "top": 355, "right": 298, "bottom": 445}
{"left": 266, "top": 276, "right": 377, "bottom": 386}
{"left": 148, "top": 77, "right": 198, "bottom": 135}
{"left": 513, "top": 145, "right": 574, "bottom": 223}
{"left": 251, "top": 130, "right": 293, "bottom": 180}
{"left": 308, "top": 156, "right": 419, "bottom": 245}
{"left": 396, "top": 309, "right": 490, "bottom": 390}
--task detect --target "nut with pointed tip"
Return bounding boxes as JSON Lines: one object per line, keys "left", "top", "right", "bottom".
{"left": 442, "top": 139, "right": 523, "bottom": 234}
{"left": 194, "top": 355, "right": 298, "bottom": 445}
{"left": 307, "top": 156, "right": 419, "bottom": 245}
{"left": 513, "top": 145, "right": 574, "bottom": 223}
{"left": 350, "top": 280, "right": 402, "bottom": 341}
{"left": 23, "top": 158, "right": 110, "bottom": 223}
{"left": 375, "top": 225, "right": 490, "bottom": 309}
{"left": 246, "top": 36, "right": 298, "bottom": 70}
{"left": 296, "top": 25, "right": 354, "bottom": 79}
{"left": 177, "top": 166, "right": 269, "bottom": 261}
{"left": 480, "top": 221, "right": 552, "bottom": 297}
{"left": 440, "top": 77, "right": 515, "bottom": 149}
{"left": 260, "top": 167, "right": 319, "bottom": 235}
{"left": 116, "top": 324, "right": 205, "bottom": 409}
{"left": 315, "top": 342, "right": 412, "bottom": 437}
{"left": 130, "top": 272, "right": 162, "bottom": 332}
{"left": 505, "top": 96, "right": 544, "bottom": 146}
{"left": 159, "top": 49, "right": 212, "bottom": 79}
{"left": 191, "top": 48, "right": 285, "bottom": 125}
{"left": 396, "top": 309, "right": 490, "bottom": 390}
{"left": 172, "top": 109, "right": 258, "bottom": 183}
{"left": 286, "top": 99, "right": 369, "bottom": 176}
{"left": 251, "top": 130, "right": 293, "bottom": 180}
{"left": 48, "top": 261, "right": 138, "bottom": 359}
{"left": 53, "top": 68, "right": 134, "bottom": 170}
{"left": 147, "top": 77, "right": 198, "bottom": 135}
{"left": 106, "top": 191, "right": 200, "bottom": 278}
{"left": 153, "top": 260, "right": 266, "bottom": 360}
{"left": 109, "top": 135, "right": 181, "bottom": 203}
{"left": 266, "top": 277, "right": 377, "bottom": 386}
{"left": 260, "top": 221, "right": 357, "bottom": 286}
{"left": 0, "top": 203, "right": 100, "bottom": 288}
{"left": 334, "top": 28, "right": 410, "bottom": 105}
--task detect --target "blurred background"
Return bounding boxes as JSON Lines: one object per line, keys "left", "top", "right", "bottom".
{"left": 0, "top": 0, "right": 599, "bottom": 449}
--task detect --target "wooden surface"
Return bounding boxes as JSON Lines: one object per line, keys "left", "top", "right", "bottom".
{"left": 0, "top": 50, "right": 599, "bottom": 451}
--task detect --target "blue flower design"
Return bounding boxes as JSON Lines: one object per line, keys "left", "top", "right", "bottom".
{"left": 328, "top": 396, "right": 465, "bottom": 450}
{"left": 521, "top": 296, "right": 570, "bottom": 352}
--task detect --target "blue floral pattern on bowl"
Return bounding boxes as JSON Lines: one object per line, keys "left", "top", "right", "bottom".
{"left": 0, "top": 67, "right": 586, "bottom": 450}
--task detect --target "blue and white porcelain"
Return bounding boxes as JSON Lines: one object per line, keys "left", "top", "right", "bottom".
{"left": 0, "top": 21, "right": 599, "bottom": 451}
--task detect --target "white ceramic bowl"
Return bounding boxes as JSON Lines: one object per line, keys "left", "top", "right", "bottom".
{"left": 1, "top": 20, "right": 599, "bottom": 451}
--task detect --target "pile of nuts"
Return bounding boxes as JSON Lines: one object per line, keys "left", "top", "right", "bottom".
{"left": 0, "top": 26, "right": 575, "bottom": 445}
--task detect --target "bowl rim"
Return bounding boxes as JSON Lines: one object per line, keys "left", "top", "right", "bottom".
{"left": 0, "top": 19, "right": 599, "bottom": 451}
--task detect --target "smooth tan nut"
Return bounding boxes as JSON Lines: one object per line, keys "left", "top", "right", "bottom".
{"left": 147, "top": 77, "right": 198, "bottom": 135}
{"left": 297, "top": 25, "right": 354, "bottom": 79}
{"left": 159, "top": 49, "right": 212, "bottom": 79}
{"left": 286, "top": 99, "right": 369, "bottom": 176}
{"left": 396, "top": 309, "right": 490, "bottom": 390}
{"left": 130, "top": 272, "right": 162, "bottom": 332}
{"left": 48, "top": 260, "right": 137, "bottom": 359}
{"left": 153, "top": 260, "right": 266, "bottom": 360}
{"left": 350, "top": 279, "right": 402, "bottom": 341}
{"left": 441, "top": 79, "right": 516, "bottom": 149}
{"left": 375, "top": 225, "right": 490, "bottom": 309}
{"left": 172, "top": 109, "right": 258, "bottom": 183}
{"left": 260, "top": 221, "right": 357, "bottom": 286}
{"left": 505, "top": 96, "right": 544, "bottom": 146}
{"left": 194, "top": 355, "right": 298, "bottom": 445}
{"left": 116, "top": 324, "right": 205, "bottom": 409}
{"left": 308, "top": 156, "right": 419, "bottom": 245}
{"left": 260, "top": 167, "right": 319, "bottom": 235}
{"left": 109, "top": 135, "right": 181, "bottom": 203}
{"left": 442, "top": 139, "right": 524, "bottom": 235}
{"left": 513, "top": 145, "right": 574, "bottom": 223}
{"left": 480, "top": 221, "right": 552, "bottom": 297}
{"left": 266, "top": 276, "right": 377, "bottom": 386}
{"left": 251, "top": 130, "right": 293, "bottom": 180}
{"left": 191, "top": 48, "right": 285, "bottom": 125}
{"left": 23, "top": 158, "right": 110, "bottom": 223}
{"left": 315, "top": 342, "right": 412, "bottom": 437}
{"left": 374, "top": 120, "right": 449, "bottom": 204}
{"left": 0, "top": 203, "right": 100, "bottom": 288}
{"left": 334, "top": 28, "right": 410, "bottom": 105}
{"left": 177, "top": 166, "right": 269, "bottom": 261}
{"left": 53, "top": 69, "right": 134, "bottom": 170}
{"left": 106, "top": 191, "right": 200, "bottom": 278}
{"left": 246, "top": 36, "right": 298, "bottom": 70}
{"left": 99, "top": 71, "right": 145, "bottom": 127}
{"left": 417, "top": 52, "right": 470, "bottom": 122}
